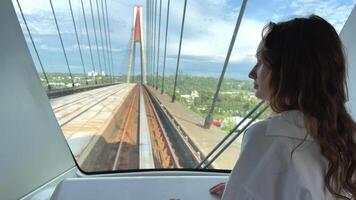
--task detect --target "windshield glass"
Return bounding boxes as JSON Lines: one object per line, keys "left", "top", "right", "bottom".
{"left": 12, "top": 0, "right": 355, "bottom": 172}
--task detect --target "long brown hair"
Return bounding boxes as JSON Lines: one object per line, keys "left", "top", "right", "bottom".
{"left": 260, "top": 15, "right": 356, "bottom": 199}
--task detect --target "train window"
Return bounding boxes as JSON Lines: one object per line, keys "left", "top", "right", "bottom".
{"left": 12, "top": 0, "right": 355, "bottom": 173}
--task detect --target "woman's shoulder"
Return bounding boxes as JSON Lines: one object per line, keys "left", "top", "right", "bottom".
{"left": 244, "top": 110, "right": 314, "bottom": 142}
{"left": 235, "top": 113, "right": 332, "bottom": 200}
{"left": 241, "top": 118, "right": 272, "bottom": 149}
{"left": 242, "top": 111, "right": 328, "bottom": 181}
{"left": 242, "top": 114, "right": 277, "bottom": 140}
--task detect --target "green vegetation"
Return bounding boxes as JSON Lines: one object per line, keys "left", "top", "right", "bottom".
{"left": 150, "top": 75, "right": 271, "bottom": 131}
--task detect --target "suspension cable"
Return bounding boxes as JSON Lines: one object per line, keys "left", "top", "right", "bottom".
{"left": 16, "top": 0, "right": 51, "bottom": 91}
{"left": 89, "top": 0, "right": 102, "bottom": 84}
{"left": 96, "top": 0, "right": 107, "bottom": 82}
{"left": 196, "top": 101, "right": 264, "bottom": 168}
{"left": 150, "top": 0, "right": 155, "bottom": 85}
{"left": 127, "top": 15, "right": 135, "bottom": 83}
{"left": 104, "top": 0, "right": 115, "bottom": 82}
{"left": 132, "top": 43, "right": 136, "bottom": 82}
{"left": 161, "top": 0, "right": 170, "bottom": 94}
{"left": 145, "top": 0, "right": 150, "bottom": 84}
{"left": 203, "top": 0, "right": 249, "bottom": 128}
{"left": 101, "top": 0, "right": 112, "bottom": 82}
{"left": 49, "top": 0, "right": 75, "bottom": 88}
{"left": 79, "top": 0, "right": 97, "bottom": 85}
{"left": 155, "top": 0, "right": 162, "bottom": 89}
{"left": 145, "top": 0, "right": 151, "bottom": 84}
{"left": 68, "top": 0, "right": 88, "bottom": 85}
{"left": 152, "top": 0, "right": 157, "bottom": 87}
{"left": 171, "top": 0, "right": 187, "bottom": 102}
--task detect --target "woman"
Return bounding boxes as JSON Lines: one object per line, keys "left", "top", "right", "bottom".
{"left": 216, "top": 15, "right": 356, "bottom": 199}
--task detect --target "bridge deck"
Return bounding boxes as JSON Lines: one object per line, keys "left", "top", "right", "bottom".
{"left": 50, "top": 83, "right": 135, "bottom": 164}
{"left": 147, "top": 86, "right": 242, "bottom": 169}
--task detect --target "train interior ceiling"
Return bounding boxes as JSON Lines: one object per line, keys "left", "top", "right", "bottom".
{"left": 1, "top": 0, "right": 356, "bottom": 199}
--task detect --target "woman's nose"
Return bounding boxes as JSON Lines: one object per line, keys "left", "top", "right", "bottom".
{"left": 249, "top": 65, "right": 257, "bottom": 79}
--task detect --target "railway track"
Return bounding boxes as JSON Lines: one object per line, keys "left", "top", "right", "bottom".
{"left": 62, "top": 84, "right": 184, "bottom": 171}
{"left": 53, "top": 85, "right": 130, "bottom": 126}
{"left": 111, "top": 86, "right": 140, "bottom": 170}
{"left": 110, "top": 85, "right": 180, "bottom": 170}
{"left": 51, "top": 85, "right": 116, "bottom": 111}
{"left": 141, "top": 86, "right": 180, "bottom": 168}
{"left": 79, "top": 85, "right": 140, "bottom": 171}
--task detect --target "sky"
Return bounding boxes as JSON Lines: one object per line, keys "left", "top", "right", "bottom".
{"left": 12, "top": 0, "right": 356, "bottom": 80}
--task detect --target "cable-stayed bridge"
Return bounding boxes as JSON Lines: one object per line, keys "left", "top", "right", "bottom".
{"left": 11, "top": 1, "right": 258, "bottom": 172}
{"left": 4, "top": 0, "right": 356, "bottom": 173}
{"left": 2, "top": 0, "right": 356, "bottom": 199}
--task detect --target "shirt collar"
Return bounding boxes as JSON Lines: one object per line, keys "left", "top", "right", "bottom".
{"left": 265, "top": 110, "right": 314, "bottom": 141}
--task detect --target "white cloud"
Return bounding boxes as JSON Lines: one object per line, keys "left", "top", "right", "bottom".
{"left": 25, "top": 17, "right": 59, "bottom": 35}
{"left": 14, "top": 0, "right": 355, "bottom": 75}
{"left": 14, "top": 0, "right": 70, "bottom": 14}
{"left": 289, "top": 0, "right": 354, "bottom": 32}
{"left": 39, "top": 44, "right": 62, "bottom": 52}
{"left": 177, "top": 18, "right": 263, "bottom": 64}
{"left": 68, "top": 43, "right": 125, "bottom": 52}
{"left": 15, "top": 0, "right": 249, "bottom": 66}
{"left": 161, "top": 0, "right": 263, "bottom": 66}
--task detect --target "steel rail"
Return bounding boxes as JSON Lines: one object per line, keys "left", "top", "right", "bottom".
{"left": 112, "top": 86, "right": 139, "bottom": 170}
{"left": 143, "top": 86, "right": 180, "bottom": 168}
{"left": 145, "top": 87, "right": 202, "bottom": 166}
{"left": 52, "top": 85, "right": 116, "bottom": 111}
{"left": 58, "top": 85, "right": 129, "bottom": 126}
{"left": 139, "top": 85, "right": 156, "bottom": 169}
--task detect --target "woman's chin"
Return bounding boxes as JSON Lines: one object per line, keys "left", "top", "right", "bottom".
{"left": 254, "top": 91, "right": 262, "bottom": 99}
{"left": 255, "top": 91, "right": 266, "bottom": 100}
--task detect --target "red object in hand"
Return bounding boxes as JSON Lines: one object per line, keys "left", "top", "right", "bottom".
{"left": 209, "top": 182, "right": 226, "bottom": 197}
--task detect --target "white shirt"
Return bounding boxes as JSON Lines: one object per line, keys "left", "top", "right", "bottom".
{"left": 221, "top": 110, "right": 335, "bottom": 200}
